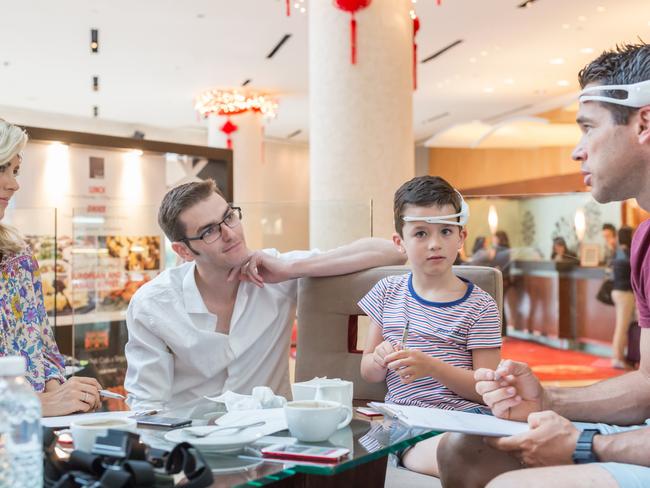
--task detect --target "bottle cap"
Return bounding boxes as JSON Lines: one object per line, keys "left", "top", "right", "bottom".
{"left": 0, "top": 356, "right": 26, "bottom": 376}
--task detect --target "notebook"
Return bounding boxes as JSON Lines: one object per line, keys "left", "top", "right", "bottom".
{"left": 369, "top": 402, "right": 529, "bottom": 437}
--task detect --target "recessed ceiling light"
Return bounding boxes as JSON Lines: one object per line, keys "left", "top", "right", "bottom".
{"left": 549, "top": 57, "right": 565, "bottom": 65}
{"left": 484, "top": 87, "right": 494, "bottom": 93}
{"left": 557, "top": 80, "right": 570, "bottom": 87}
{"left": 580, "top": 47, "right": 594, "bottom": 54}
{"left": 480, "top": 51, "right": 488, "bottom": 57}
{"left": 469, "top": 57, "right": 477, "bottom": 63}
{"left": 300, "top": 7, "right": 306, "bottom": 13}
{"left": 562, "top": 23, "right": 570, "bottom": 29}
{"left": 596, "top": 6, "right": 605, "bottom": 12}
{"left": 503, "top": 78, "right": 515, "bottom": 85}
{"left": 578, "top": 15, "right": 587, "bottom": 22}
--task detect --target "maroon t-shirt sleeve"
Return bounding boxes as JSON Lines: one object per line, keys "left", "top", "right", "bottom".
{"left": 631, "top": 220, "right": 650, "bottom": 328}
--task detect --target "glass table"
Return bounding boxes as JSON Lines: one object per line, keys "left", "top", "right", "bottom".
{"left": 139, "top": 413, "right": 440, "bottom": 487}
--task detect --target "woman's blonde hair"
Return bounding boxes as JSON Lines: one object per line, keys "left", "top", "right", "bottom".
{"left": 0, "top": 119, "right": 28, "bottom": 255}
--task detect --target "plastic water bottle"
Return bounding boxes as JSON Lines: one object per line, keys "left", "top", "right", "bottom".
{"left": 0, "top": 356, "right": 42, "bottom": 488}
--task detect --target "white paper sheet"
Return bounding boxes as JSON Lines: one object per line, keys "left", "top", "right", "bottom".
{"left": 41, "top": 410, "right": 135, "bottom": 428}
{"left": 369, "top": 403, "right": 529, "bottom": 437}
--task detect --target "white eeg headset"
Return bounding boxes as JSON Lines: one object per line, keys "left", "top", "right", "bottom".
{"left": 401, "top": 190, "right": 470, "bottom": 227}
{"left": 579, "top": 79, "right": 650, "bottom": 108}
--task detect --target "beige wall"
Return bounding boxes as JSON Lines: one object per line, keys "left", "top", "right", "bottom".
{"left": 428, "top": 146, "right": 578, "bottom": 190}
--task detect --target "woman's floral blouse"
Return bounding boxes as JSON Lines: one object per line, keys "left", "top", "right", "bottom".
{"left": 0, "top": 247, "right": 65, "bottom": 392}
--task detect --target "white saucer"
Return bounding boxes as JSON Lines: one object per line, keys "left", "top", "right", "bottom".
{"left": 164, "top": 426, "right": 264, "bottom": 452}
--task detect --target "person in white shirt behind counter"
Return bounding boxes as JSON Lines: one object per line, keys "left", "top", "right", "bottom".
{"left": 124, "top": 178, "right": 405, "bottom": 414}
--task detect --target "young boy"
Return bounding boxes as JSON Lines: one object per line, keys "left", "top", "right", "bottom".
{"left": 359, "top": 175, "right": 502, "bottom": 476}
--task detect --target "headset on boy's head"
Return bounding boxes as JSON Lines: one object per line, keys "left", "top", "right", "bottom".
{"left": 401, "top": 190, "right": 470, "bottom": 227}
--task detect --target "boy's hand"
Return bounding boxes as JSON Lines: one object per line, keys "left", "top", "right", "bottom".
{"left": 372, "top": 341, "right": 396, "bottom": 369}
{"left": 385, "top": 349, "right": 436, "bottom": 384}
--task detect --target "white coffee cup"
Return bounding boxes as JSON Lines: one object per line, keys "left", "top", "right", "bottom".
{"left": 284, "top": 400, "right": 353, "bottom": 442}
{"left": 64, "top": 418, "right": 137, "bottom": 452}
{"left": 292, "top": 378, "right": 353, "bottom": 416}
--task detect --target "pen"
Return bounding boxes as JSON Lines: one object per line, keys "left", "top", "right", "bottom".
{"left": 400, "top": 320, "right": 409, "bottom": 350}
{"left": 99, "top": 389, "right": 126, "bottom": 400}
{"left": 132, "top": 409, "right": 161, "bottom": 417}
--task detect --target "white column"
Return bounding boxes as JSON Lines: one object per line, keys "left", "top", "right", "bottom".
{"left": 207, "top": 112, "right": 265, "bottom": 249}
{"left": 309, "top": 0, "right": 414, "bottom": 250}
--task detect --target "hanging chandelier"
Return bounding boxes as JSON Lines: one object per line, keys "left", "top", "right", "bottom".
{"left": 194, "top": 89, "right": 278, "bottom": 118}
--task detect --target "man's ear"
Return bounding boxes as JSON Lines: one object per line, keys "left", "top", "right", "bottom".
{"left": 638, "top": 106, "right": 650, "bottom": 145}
{"left": 171, "top": 241, "right": 196, "bottom": 262}
{"left": 392, "top": 233, "right": 406, "bottom": 253}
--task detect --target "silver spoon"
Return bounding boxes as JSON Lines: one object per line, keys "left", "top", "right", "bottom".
{"left": 183, "top": 420, "right": 266, "bottom": 438}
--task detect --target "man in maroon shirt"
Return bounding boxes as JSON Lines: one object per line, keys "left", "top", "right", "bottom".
{"left": 438, "top": 43, "right": 650, "bottom": 488}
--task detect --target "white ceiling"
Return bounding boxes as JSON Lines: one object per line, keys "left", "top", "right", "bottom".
{"left": 0, "top": 0, "right": 649, "bottom": 145}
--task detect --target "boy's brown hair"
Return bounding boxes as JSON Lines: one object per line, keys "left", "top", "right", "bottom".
{"left": 393, "top": 176, "right": 462, "bottom": 236}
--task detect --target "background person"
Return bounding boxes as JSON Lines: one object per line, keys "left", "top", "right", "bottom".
{"left": 0, "top": 120, "right": 102, "bottom": 417}
{"left": 551, "top": 236, "right": 578, "bottom": 262}
{"left": 611, "top": 226, "right": 635, "bottom": 369}
{"left": 602, "top": 222, "right": 618, "bottom": 265}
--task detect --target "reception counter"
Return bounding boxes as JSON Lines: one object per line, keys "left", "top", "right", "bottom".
{"left": 505, "top": 261, "right": 617, "bottom": 347}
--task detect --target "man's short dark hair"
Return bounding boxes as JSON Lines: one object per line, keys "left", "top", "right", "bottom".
{"left": 393, "top": 176, "right": 461, "bottom": 236}
{"left": 602, "top": 222, "right": 616, "bottom": 235}
{"left": 578, "top": 43, "right": 650, "bottom": 124}
{"left": 158, "top": 179, "right": 224, "bottom": 242}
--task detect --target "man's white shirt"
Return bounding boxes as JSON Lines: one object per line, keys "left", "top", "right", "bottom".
{"left": 124, "top": 248, "right": 316, "bottom": 414}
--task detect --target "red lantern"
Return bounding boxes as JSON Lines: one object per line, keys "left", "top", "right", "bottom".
{"left": 413, "top": 16, "right": 420, "bottom": 90}
{"left": 220, "top": 118, "right": 238, "bottom": 149}
{"left": 333, "top": 0, "right": 372, "bottom": 65}
{"left": 286, "top": 0, "right": 290, "bottom": 16}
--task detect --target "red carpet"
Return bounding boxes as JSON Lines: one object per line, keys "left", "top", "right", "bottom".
{"left": 502, "top": 338, "right": 626, "bottom": 382}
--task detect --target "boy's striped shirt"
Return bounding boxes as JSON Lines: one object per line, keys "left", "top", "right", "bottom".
{"left": 358, "top": 273, "right": 501, "bottom": 411}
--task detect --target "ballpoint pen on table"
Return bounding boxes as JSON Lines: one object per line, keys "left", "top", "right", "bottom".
{"left": 132, "top": 409, "right": 161, "bottom": 417}
{"left": 99, "top": 389, "right": 126, "bottom": 400}
{"left": 400, "top": 320, "right": 409, "bottom": 350}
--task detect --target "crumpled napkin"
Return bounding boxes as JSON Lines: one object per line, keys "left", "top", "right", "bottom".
{"left": 204, "top": 386, "right": 287, "bottom": 411}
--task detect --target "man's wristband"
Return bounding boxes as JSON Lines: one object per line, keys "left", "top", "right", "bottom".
{"left": 572, "top": 429, "right": 600, "bottom": 464}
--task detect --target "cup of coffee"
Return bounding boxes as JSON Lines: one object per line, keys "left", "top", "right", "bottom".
{"left": 64, "top": 418, "right": 138, "bottom": 452}
{"left": 284, "top": 400, "right": 353, "bottom": 442}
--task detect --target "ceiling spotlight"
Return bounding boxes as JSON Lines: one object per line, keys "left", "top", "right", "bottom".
{"left": 577, "top": 15, "right": 587, "bottom": 22}
{"left": 92, "top": 76, "right": 99, "bottom": 91}
{"left": 504, "top": 78, "right": 515, "bottom": 85}
{"left": 549, "top": 57, "right": 565, "bottom": 65}
{"left": 484, "top": 87, "right": 495, "bottom": 93}
{"left": 562, "top": 23, "right": 570, "bottom": 29}
{"left": 580, "top": 47, "right": 594, "bottom": 54}
{"left": 90, "top": 28, "right": 99, "bottom": 53}
{"left": 469, "top": 57, "right": 477, "bottom": 63}
{"left": 596, "top": 6, "right": 605, "bottom": 12}
{"left": 557, "top": 80, "right": 570, "bottom": 87}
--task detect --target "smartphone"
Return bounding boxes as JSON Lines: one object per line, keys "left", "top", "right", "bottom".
{"left": 261, "top": 444, "right": 350, "bottom": 463}
{"left": 134, "top": 416, "right": 192, "bottom": 428}
{"left": 355, "top": 407, "right": 383, "bottom": 418}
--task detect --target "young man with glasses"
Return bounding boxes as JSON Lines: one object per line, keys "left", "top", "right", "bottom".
{"left": 124, "top": 179, "right": 405, "bottom": 413}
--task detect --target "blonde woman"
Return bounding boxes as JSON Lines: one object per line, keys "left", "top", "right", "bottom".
{"left": 0, "top": 120, "right": 102, "bottom": 416}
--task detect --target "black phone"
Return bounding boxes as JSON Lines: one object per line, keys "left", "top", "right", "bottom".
{"left": 134, "top": 416, "right": 192, "bottom": 428}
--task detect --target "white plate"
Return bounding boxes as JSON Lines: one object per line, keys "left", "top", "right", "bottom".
{"left": 164, "top": 426, "right": 265, "bottom": 452}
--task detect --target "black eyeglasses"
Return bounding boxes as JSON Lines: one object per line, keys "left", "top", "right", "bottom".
{"left": 182, "top": 207, "right": 243, "bottom": 245}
